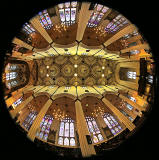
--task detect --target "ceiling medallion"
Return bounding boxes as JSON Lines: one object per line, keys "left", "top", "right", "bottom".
{"left": 39, "top": 65, "right": 47, "bottom": 78}
{"left": 92, "top": 65, "right": 103, "bottom": 78}
{"left": 69, "top": 77, "right": 82, "bottom": 86}
{"left": 48, "top": 65, "right": 60, "bottom": 77}
{"left": 84, "top": 77, "right": 96, "bottom": 86}
{"left": 61, "top": 64, "right": 75, "bottom": 77}
{"left": 69, "top": 55, "right": 82, "bottom": 64}
{"left": 77, "top": 64, "right": 90, "bottom": 78}
{"left": 84, "top": 56, "right": 96, "bottom": 65}
{"left": 55, "top": 55, "right": 68, "bottom": 65}
{"left": 43, "top": 57, "right": 54, "bottom": 66}
{"left": 55, "top": 77, "right": 67, "bottom": 86}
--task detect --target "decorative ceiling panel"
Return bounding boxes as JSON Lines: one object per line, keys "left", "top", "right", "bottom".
{"left": 36, "top": 55, "right": 115, "bottom": 86}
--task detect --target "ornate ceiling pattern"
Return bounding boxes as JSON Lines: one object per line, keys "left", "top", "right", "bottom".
{"left": 36, "top": 55, "right": 116, "bottom": 86}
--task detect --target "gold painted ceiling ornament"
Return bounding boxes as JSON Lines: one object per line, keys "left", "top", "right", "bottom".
{"left": 61, "top": 63, "right": 75, "bottom": 77}
{"left": 84, "top": 56, "right": 96, "bottom": 65}
{"left": 39, "top": 65, "right": 47, "bottom": 78}
{"left": 55, "top": 55, "right": 68, "bottom": 65}
{"left": 84, "top": 77, "right": 96, "bottom": 86}
{"left": 97, "top": 78, "right": 107, "bottom": 85}
{"left": 69, "top": 55, "right": 82, "bottom": 64}
{"left": 43, "top": 57, "right": 54, "bottom": 66}
{"left": 48, "top": 64, "right": 60, "bottom": 77}
{"left": 55, "top": 77, "right": 67, "bottom": 86}
{"left": 92, "top": 65, "right": 103, "bottom": 78}
{"left": 69, "top": 77, "right": 82, "bottom": 86}
{"left": 98, "top": 58, "right": 107, "bottom": 66}
{"left": 43, "top": 77, "right": 54, "bottom": 85}
{"left": 77, "top": 64, "right": 90, "bottom": 78}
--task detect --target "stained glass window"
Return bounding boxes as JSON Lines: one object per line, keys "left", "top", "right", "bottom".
{"left": 38, "top": 10, "right": 53, "bottom": 30}
{"left": 147, "top": 75, "right": 153, "bottom": 84}
{"left": 127, "top": 71, "right": 136, "bottom": 79}
{"left": 22, "top": 111, "right": 37, "bottom": 130}
{"left": 7, "top": 80, "right": 18, "bottom": 89}
{"left": 126, "top": 104, "right": 133, "bottom": 110}
{"left": 6, "top": 72, "right": 17, "bottom": 80}
{"left": 22, "top": 22, "right": 35, "bottom": 34}
{"left": 130, "top": 50, "right": 140, "bottom": 55}
{"left": 120, "top": 110, "right": 133, "bottom": 121}
{"left": 85, "top": 116, "right": 103, "bottom": 143}
{"left": 36, "top": 115, "right": 53, "bottom": 141}
{"left": 58, "top": 117, "right": 76, "bottom": 146}
{"left": 58, "top": 1, "right": 77, "bottom": 25}
{"left": 88, "top": 4, "right": 109, "bottom": 27}
{"left": 6, "top": 64, "right": 18, "bottom": 71}
{"left": 105, "top": 14, "right": 128, "bottom": 33}
{"left": 103, "top": 113, "right": 122, "bottom": 135}
{"left": 12, "top": 97, "right": 23, "bottom": 108}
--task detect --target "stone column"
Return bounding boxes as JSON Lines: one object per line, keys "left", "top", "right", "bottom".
{"left": 104, "top": 24, "right": 136, "bottom": 47}
{"left": 30, "top": 16, "right": 53, "bottom": 44}
{"left": 96, "top": 115, "right": 107, "bottom": 140}
{"left": 75, "top": 100, "right": 96, "bottom": 157}
{"left": 121, "top": 43, "right": 150, "bottom": 53}
{"left": 12, "top": 37, "right": 33, "bottom": 50}
{"left": 102, "top": 98, "right": 135, "bottom": 131}
{"left": 10, "top": 95, "right": 34, "bottom": 119}
{"left": 27, "top": 99, "right": 53, "bottom": 141}
{"left": 76, "top": 3, "right": 92, "bottom": 41}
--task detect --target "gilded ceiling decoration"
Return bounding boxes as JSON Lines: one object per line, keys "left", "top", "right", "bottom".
{"left": 36, "top": 55, "right": 115, "bottom": 86}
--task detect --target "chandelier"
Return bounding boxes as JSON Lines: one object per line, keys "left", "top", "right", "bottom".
{"left": 52, "top": 108, "right": 67, "bottom": 121}
{"left": 91, "top": 106, "right": 105, "bottom": 117}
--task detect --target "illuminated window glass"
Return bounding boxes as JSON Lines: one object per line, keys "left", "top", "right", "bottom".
{"left": 147, "top": 75, "right": 153, "bottom": 84}
{"left": 103, "top": 113, "right": 122, "bottom": 135}
{"left": 39, "top": 10, "right": 53, "bottom": 30}
{"left": 22, "top": 111, "right": 37, "bottom": 130}
{"left": 128, "top": 96, "right": 136, "bottom": 102}
{"left": 58, "top": 117, "right": 76, "bottom": 146}
{"left": 12, "top": 97, "right": 23, "bottom": 108}
{"left": 6, "top": 72, "right": 17, "bottom": 80}
{"left": 88, "top": 4, "right": 109, "bottom": 27}
{"left": 105, "top": 14, "right": 128, "bottom": 33}
{"left": 58, "top": 1, "right": 77, "bottom": 25}
{"left": 7, "top": 80, "right": 18, "bottom": 89}
{"left": 126, "top": 104, "right": 133, "bottom": 110}
{"left": 85, "top": 116, "right": 103, "bottom": 143}
{"left": 127, "top": 71, "right": 136, "bottom": 79}
{"left": 6, "top": 64, "right": 18, "bottom": 71}
{"left": 130, "top": 50, "right": 140, "bottom": 55}
{"left": 22, "top": 22, "right": 35, "bottom": 34}
{"left": 36, "top": 115, "right": 53, "bottom": 141}
{"left": 120, "top": 110, "right": 133, "bottom": 121}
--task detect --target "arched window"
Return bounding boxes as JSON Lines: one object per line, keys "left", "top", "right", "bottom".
{"left": 12, "top": 97, "right": 23, "bottom": 108}
{"left": 22, "top": 111, "right": 37, "bottom": 130}
{"left": 103, "top": 113, "right": 122, "bottom": 135}
{"left": 22, "top": 22, "right": 35, "bottom": 34}
{"left": 105, "top": 14, "right": 128, "bottom": 33}
{"left": 7, "top": 80, "right": 18, "bottom": 89}
{"left": 87, "top": 4, "right": 109, "bottom": 27}
{"left": 85, "top": 116, "right": 103, "bottom": 143}
{"left": 38, "top": 10, "right": 53, "bottom": 30}
{"left": 58, "top": 117, "right": 76, "bottom": 146}
{"left": 6, "top": 72, "right": 17, "bottom": 80}
{"left": 147, "top": 75, "right": 153, "bottom": 84}
{"left": 6, "top": 64, "right": 18, "bottom": 71}
{"left": 36, "top": 115, "right": 53, "bottom": 141}
{"left": 58, "top": 1, "right": 77, "bottom": 25}
{"left": 127, "top": 71, "right": 136, "bottom": 79}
